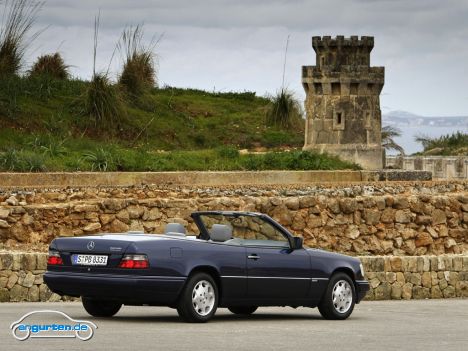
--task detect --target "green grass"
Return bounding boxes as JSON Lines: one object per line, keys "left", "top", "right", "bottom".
{"left": 0, "top": 75, "right": 303, "bottom": 149}
{"left": 0, "top": 144, "right": 360, "bottom": 172}
{"left": 0, "top": 75, "right": 360, "bottom": 171}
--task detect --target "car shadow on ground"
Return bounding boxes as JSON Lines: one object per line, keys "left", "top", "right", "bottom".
{"left": 95, "top": 311, "right": 327, "bottom": 324}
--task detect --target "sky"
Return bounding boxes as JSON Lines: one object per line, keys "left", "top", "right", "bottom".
{"left": 16, "top": 0, "right": 468, "bottom": 117}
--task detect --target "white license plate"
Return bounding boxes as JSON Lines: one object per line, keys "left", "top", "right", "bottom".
{"left": 72, "top": 254, "right": 108, "bottom": 266}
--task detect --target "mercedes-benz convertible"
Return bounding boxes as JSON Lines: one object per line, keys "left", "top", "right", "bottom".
{"left": 45, "top": 211, "right": 369, "bottom": 322}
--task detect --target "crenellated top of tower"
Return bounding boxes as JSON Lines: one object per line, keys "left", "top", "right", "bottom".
{"left": 310, "top": 35, "right": 377, "bottom": 69}
{"left": 312, "top": 35, "right": 374, "bottom": 50}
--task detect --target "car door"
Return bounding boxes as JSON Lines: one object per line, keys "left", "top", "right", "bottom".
{"left": 246, "top": 245, "right": 311, "bottom": 300}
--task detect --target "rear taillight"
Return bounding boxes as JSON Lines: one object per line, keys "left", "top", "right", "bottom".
{"left": 47, "top": 250, "right": 63, "bottom": 265}
{"left": 118, "top": 254, "right": 149, "bottom": 269}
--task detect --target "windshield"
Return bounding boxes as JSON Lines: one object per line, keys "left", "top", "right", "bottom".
{"left": 198, "top": 213, "right": 289, "bottom": 248}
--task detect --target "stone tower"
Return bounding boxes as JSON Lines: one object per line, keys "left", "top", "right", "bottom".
{"left": 302, "top": 35, "right": 385, "bottom": 169}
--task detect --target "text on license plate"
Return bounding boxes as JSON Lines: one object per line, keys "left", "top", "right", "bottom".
{"left": 72, "top": 254, "right": 108, "bottom": 266}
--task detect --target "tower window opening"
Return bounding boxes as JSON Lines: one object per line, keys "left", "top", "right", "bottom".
{"left": 314, "top": 83, "right": 323, "bottom": 94}
{"left": 337, "top": 112, "right": 342, "bottom": 124}
{"left": 331, "top": 82, "right": 341, "bottom": 95}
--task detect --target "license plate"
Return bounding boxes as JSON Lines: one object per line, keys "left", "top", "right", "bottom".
{"left": 72, "top": 254, "right": 108, "bottom": 266}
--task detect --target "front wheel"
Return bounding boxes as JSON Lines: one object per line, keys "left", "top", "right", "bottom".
{"left": 82, "top": 297, "right": 122, "bottom": 317}
{"left": 228, "top": 306, "right": 258, "bottom": 315}
{"left": 177, "top": 273, "right": 218, "bottom": 323}
{"left": 318, "top": 273, "right": 356, "bottom": 320}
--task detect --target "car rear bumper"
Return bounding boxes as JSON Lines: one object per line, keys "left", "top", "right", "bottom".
{"left": 355, "top": 280, "right": 370, "bottom": 303}
{"left": 44, "top": 271, "right": 186, "bottom": 304}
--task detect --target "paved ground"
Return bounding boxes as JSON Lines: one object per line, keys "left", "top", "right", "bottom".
{"left": 1, "top": 300, "right": 467, "bottom": 351}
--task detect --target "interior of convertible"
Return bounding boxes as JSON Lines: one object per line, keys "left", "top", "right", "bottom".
{"left": 163, "top": 214, "right": 290, "bottom": 248}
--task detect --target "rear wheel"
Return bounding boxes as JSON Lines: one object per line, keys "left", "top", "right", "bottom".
{"left": 228, "top": 306, "right": 258, "bottom": 315}
{"left": 177, "top": 273, "right": 218, "bottom": 323}
{"left": 82, "top": 297, "right": 122, "bottom": 317}
{"left": 318, "top": 273, "right": 356, "bottom": 320}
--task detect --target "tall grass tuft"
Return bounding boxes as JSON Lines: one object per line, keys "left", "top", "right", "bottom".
{"left": 82, "top": 13, "right": 125, "bottom": 127}
{"left": 117, "top": 24, "right": 161, "bottom": 96}
{"left": 265, "top": 88, "right": 303, "bottom": 129}
{"left": 0, "top": 0, "right": 44, "bottom": 76}
{"left": 30, "top": 52, "right": 69, "bottom": 79}
{"left": 84, "top": 73, "right": 125, "bottom": 126}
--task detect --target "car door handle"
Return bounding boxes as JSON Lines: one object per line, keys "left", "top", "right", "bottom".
{"left": 247, "top": 254, "right": 260, "bottom": 260}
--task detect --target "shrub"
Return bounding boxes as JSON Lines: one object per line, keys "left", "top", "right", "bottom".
{"left": 82, "top": 148, "right": 116, "bottom": 171}
{"left": 118, "top": 25, "right": 159, "bottom": 96}
{"left": 40, "top": 139, "right": 67, "bottom": 157}
{"left": 83, "top": 73, "right": 126, "bottom": 127}
{"left": 415, "top": 131, "right": 468, "bottom": 156}
{"left": 265, "top": 88, "right": 303, "bottom": 129}
{"left": 0, "top": 0, "right": 44, "bottom": 76}
{"left": 29, "top": 52, "right": 69, "bottom": 79}
{"left": 0, "top": 148, "right": 21, "bottom": 171}
{"left": 0, "top": 148, "right": 46, "bottom": 172}
{"left": 216, "top": 146, "right": 239, "bottom": 159}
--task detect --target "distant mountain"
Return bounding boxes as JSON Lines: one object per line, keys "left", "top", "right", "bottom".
{"left": 383, "top": 110, "right": 468, "bottom": 128}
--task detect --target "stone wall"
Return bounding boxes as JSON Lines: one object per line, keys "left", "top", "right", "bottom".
{"left": 361, "top": 255, "right": 468, "bottom": 300}
{"left": 387, "top": 156, "right": 468, "bottom": 180}
{"left": 0, "top": 252, "right": 466, "bottom": 302}
{"left": 1, "top": 183, "right": 467, "bottom": 256}
{"left": 0, "top": 252, "right": 70, "bottom": 302}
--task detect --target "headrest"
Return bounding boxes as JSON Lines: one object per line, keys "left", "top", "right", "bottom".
{"left": 210, "top": 224, "right": 233, "bottom": 242}
{"left": 164, "top": 223, "right": 186, "bottom": 235}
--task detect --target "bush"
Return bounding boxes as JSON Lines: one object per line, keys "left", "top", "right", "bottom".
{"left": 118, "top": 25, "right": 158, "bottom": 96}
{"left": 216, "top": 146, "right": 239, "bottom": 159}
{"left": 0, "top": 148, "right": 46, "bottom": 172}
{"left": 0, "top": 0, "right": 43, "bottom": 76}
{"left": 265, "top": 88, "right": 303, "bottom": 129}
{"left": 82, "top": 73, "right": 126, "bottom": 127}
{"left": 29, "top": 53, "right": 69, "bottom": 79}
{"left": 415, "top": 131, "right": 468, "bottom": 155}
{"left": 82, "top": 148, "right": 116, "bottom": 171}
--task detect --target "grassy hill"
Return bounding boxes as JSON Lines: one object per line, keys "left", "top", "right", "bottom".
{"left": 0, "top": 75, "right": 359, "bottom": 172}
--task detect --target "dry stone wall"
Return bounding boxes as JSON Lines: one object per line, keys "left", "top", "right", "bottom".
{"left": 0, "top": 252, "right": 466, "bottom": 302}
{"left": 0, "top": 252, "right": 73, "bottom": 302}
{"left": 0, "top": 183, "right": 467, "bottom": 256}
{"left": 361, "top": 255, "right": 468, "bottom": 300}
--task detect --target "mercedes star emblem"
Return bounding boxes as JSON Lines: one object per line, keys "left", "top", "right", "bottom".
{"left": 87, "top": 241, "right": 95, "bottom": 250}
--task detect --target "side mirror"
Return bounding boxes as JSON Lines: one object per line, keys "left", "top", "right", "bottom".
{"left": 291, "top": 236, "right": 303, "bottom": 250}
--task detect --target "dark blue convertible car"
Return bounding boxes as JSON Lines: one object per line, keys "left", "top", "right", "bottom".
{"left": 45, "top": 211, "right": 369, "bottom": 322}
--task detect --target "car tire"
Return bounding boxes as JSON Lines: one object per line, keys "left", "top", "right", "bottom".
{"left": 318, "top": 272, "right": 356, "bottom": 320}
{"left": 177, "top": 272, "right": 218, "bottom": 323}
{"left": 82, "top": 297, "right": 122, "bottom": 317}
{"left": 228, "top": 306, "right": 258, "bottom": 315}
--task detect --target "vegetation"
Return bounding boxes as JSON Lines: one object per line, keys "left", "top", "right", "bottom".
{"left": 0, "top": 142, "right": 359, "bottom": 172}
{"left": 0, "top": 4, "right": 357, "bottom": 172}
{"left": 265, "top": 88, "right": 303, "bottom": 129}
{"left": 81, "top": 15, "right": 126, "bottom": 127}
{"left": 118, "top": 25, "right": 159, "bottom": 96}
{"left": 0, "top": 0, "right": 43, "bottom": 76}
{"left": 82, "top": 73, "right": 126, "bottom": 127}
{"left": 0, "top": 74, "right": 305, "bottom": 149}
{"left": 415, "top": 131, "right": 468, "bottom": 156}
{"left": 30, "top": 53, "right": 69, "bottom": 79}
{"left": 382, "top": 125, "right": 405, "bottom": 155}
